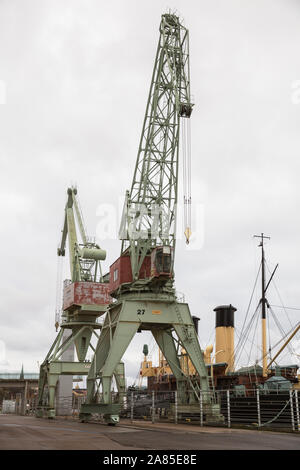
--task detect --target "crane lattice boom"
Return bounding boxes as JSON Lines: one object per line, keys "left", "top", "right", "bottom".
{"left": 120, "top": 14, "right": 193, "bottom": 282}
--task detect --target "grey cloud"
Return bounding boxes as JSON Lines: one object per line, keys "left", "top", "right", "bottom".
{"left": 0, "top": 0, "right": 300, "bottom": 377}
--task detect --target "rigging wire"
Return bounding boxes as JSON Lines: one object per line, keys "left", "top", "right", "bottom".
{"left": 235, "top": 301, "right": 261, "bottom": 367}
{"left": 234, "top": 246, "right": 300, "bottom": 369}
{"left": 204, "top": 327, "right": 215, "bottom": 350}
{"left": 269, "top": 305, "right": 300, "bottom": 311}
{"left": 246, "top": 304, "right": 261, "bottom": 366}
{"left": 268, "top": 306, "right": 295, "bottom": 357}
{"left": 263, "top": 258, "right": 300, "bottom": 364}
{"left": 187, "top": 117, "right": 192, "bottom": 234}
{"left": 182, "top": 117, "right": 187, "bottom": 226}
{"left": 266, "top": 261, "right": 294, "bottom": 331}
{"left": 235, "top": 323, "right": 266, "bottom": 359}
{"left": 233, "top": 261, "right": 262, "bottom": 365}
{"left": 267, "top": 304, "right": 272, "bottom": 362}
{"left": 55, "top": 256, "right": 64, "bottom": 331}
{"left": 256, "top": 321, "right": 300, "bottom": 364}
{"left": 238, "top": 261, "right": 261, "bottom": 343}
{"left": 181, "top": 116, "right": 192, "bottom": 243}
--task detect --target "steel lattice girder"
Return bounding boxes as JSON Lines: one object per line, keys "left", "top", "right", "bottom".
{"left": 121, "top": 14, "right": 192, "bottom": 280}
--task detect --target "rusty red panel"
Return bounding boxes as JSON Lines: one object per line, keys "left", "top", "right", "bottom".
{"left": 139, "top": 256, "right": 151, "bottom": 280}
{"left": 109, "top": 255, "right": 151, "bottom": 293}
{"left": 109, "top": 256, "right": 132, "bottom": 293}
{"left": 63, "top": 283, "right": 75, "bottom": 310}
{"left": 63, "top": 282, "right": 112, "bottom": 310}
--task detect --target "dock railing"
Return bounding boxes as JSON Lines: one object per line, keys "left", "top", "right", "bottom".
{"left": 118, "top": 387, "right": 300, "bottom": 432}
{"left": 13, "top": 386, "right": 300, "bottom": 431}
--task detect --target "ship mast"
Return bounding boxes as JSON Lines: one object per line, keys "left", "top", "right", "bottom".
{"left": 254, "top": 232, "right": 270, "bottom": 377}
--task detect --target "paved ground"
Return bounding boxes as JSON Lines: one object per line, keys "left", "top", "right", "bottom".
{"left": 0, "top": 415, "right": 299, "bottom": 450}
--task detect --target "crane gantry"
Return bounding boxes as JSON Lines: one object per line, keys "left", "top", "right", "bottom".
{"left": 36, "top": 187, "right": 125, "bottom": 418}
{"left": 79, "top": 13, "right": 223, "bottom": 425}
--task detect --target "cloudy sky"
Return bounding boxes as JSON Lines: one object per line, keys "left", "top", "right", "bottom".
{"left": 0, "top": 0, "right": 300, "bottom": 384}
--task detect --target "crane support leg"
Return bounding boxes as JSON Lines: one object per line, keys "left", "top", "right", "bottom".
{"left": 81, "top": 307, "right": 138, "bottom": 424}
{"left": 48, "top": 373, "right": 59, "bottom": 418}
{"left": 151, "top": 328, "right": 188, "bottom": 404}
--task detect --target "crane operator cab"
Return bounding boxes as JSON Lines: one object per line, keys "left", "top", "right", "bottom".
{"left": 151, "top": 246, "right": 173, "bottom": 279}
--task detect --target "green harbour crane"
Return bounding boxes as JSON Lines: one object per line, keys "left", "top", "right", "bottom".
{"left": 36, "top": 187, "right": 124, "bottom": 418}
{"left": 80, "top": 13, "right": 223, "bottom": 425}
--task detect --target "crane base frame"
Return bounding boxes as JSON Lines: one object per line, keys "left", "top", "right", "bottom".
{"left": 36, "top": 319, "right": 101, "bottom": 419}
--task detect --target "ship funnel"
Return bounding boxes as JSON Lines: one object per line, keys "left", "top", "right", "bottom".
{"left": 213, "top": 304, "right": 236, "bottom": 373}
{"left": 192, "top": 316, "right": 200, "bottom": 335}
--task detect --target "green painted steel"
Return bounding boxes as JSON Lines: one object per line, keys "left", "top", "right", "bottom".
{"left": 36, "top": 188, "right": 123, "bottom": 419}
{"left": 58, "top": 187, "right": 106, "bottom": 283}
{"left": 119, "top": 13, "right": 192, "bottom": 281}
{"left": 80, "top": 13, "right": 223, "bottom": 425}
{"left": 80, "top": 247, "right": 106, "bottom": 262}
{"left": 82, "top": 297, "right": 214, "bottom": 414}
